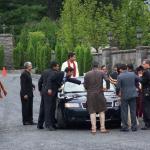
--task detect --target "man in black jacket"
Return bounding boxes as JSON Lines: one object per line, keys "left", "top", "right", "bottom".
{"left": 20, "top": 62, "right": 35, "bottom": 125}
{"left": 44, "top": 67, "right": 81, "bottom": 131}
{"left": 141, "top": 59, "right": 150, "bottom": 130}
{"left": 37, "top": 61, "right": 59, "bottom": 130}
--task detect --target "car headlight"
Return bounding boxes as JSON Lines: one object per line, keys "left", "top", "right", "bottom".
{"left": 65, "top": 103, "right": 80, "bottom": 108}
{"left": 114, "top": 101, "right": 120, "bottom": 107}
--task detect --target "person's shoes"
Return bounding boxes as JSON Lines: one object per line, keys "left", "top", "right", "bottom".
{"left": 141, "top": 126, "right": 150, "bottom": 130}
{"left": 131, "top": 128, "right": 137, "bottom": 132}
{"left": 37, "top": 125, "right": 44, "bottom": 129}
{"left": 120, "top": 128, "right": 129, "bottom": 132}
{"left": 23, "top": 122, "right": 31, "bottom": 125}
{"left": 30, "top": 122, "right": 37, "bottom": 125}
{"left": 100, "top": 128, "right": 109, "bottom": 134}
{"left": 46, "top": 126, "right": 56, "bottom": 131}
{"left": 91, "top": 128, "right": 96, "bottom": 135}
{"left": 23, "top": 122, "right": 37, "bottom": 125}
{"left": 53, "top": 124, "right": 58, "bottom": 129}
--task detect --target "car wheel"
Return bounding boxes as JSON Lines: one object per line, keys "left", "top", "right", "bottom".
{"left": 57, "top": 106, "right": 67, "bottom": 129}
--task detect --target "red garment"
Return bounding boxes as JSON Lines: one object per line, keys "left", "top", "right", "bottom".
{"left": 67, "top": 60, "right": 76, "bottom": 77}
{"left": 136, "top": 91, "right": 143, "bottom": 117}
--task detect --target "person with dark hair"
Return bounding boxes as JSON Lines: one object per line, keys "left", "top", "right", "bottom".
{"left": 61, "top": 52, "right": 79, "bottom": 77}
{"left": 109, "top": 65, "right": 118, "bottom": 85}
{"left": 37, "top": 61, "right": 60, "bottom": 130}
{"left": 127, "top": 64, "right": 134, "bottom": 71}
{"left": 43, "top": 66, "right": 81, "bottom": 131}
{"left": 101, "top": 65, "right": 107, "bottom": 73}
{"left": 141, "top": 59, "right": 150, "bottom": 130}
{"left": 20, "top": 62, "right": 36, "bottom": 125}
{"left": 84, "top": 61, "right": 109, "bottom": 134}
{"left": 117, "top": 64, "right": 140, "bottom": 132}
{"left": 135, "top": 66, "right": 144, "bottom": 119}
{"left": 100, "top": 65, "right": 110, "bottom": 89}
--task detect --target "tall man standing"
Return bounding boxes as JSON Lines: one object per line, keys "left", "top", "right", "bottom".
{"left": 20, "top": 62, "right": 36, "bottom": 125}
{"left": 117, "top": 64, "right": 139, "bottom": 132}
{"left": 84, "top": 62, "right": 109, "bottom": 134}
{"left": 37, "top": 61, "right": 59, "bottom": 130}
{"left": 61, "top": 52, "right": 79, "bottom": 77}
{"left": 44, "top": 67, "right": 81, "bottom": 131}
{"left": 141, "top": 59, "right": 150, "bottom": 130}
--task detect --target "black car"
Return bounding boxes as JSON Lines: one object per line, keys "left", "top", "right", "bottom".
{"left": 56, "top": 77, "right": 121, "bottom": 128}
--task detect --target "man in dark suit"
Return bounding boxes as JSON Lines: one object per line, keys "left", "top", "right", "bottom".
{"left": 117, "top": 64, "right": 139, "bottom": 132}
{"left": 44, "top": 67, "right": 81, "bottom": 131}
{"left": 141, "top": 59, "right": 150, "bottom": 130}
{"left": 20, "top": 62, "right": 36, "bottom": 125}
{"left": 37, "top": 61, "right": 59, "bottom": 130}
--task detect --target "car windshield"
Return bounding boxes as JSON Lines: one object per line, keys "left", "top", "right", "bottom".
{"left": 64, "top": 77, "right": 115, "bottom": 93}
{"left": 64, "top": 78, "right": 85, "bottom": 93}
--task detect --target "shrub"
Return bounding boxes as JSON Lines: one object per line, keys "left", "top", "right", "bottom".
{"left": 75, "top": 45, "right": 84, "bottom": 75}
{"left": 83, "top": 46, "right": 92, "bottom": 73}
{"left": 27, "top": 31, "right": 46, "bottom": 67}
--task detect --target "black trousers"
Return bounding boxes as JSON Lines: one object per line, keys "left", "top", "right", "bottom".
{"left": 21, "top": 96, "right": 33, "bottom": 124}
{"left": 143, "top": 96, "right": 150, "bottom": 127}
{"left": 38, "top": 92, "right": 57, "bottom": 128}
{"left": 121, "top": 98, "right": 137, "bottom": 129}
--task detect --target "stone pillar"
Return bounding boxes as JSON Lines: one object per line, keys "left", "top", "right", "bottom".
{"left": 136, "top": 46, "right": 150, "bottom": 66}
{"left": 102, "top": 47, "right": 118, "bottom": 69}
{"left": 51, "top": 50, "right": 56, "bottom": 61}
{"left": 0, "top": 34, "right": 13, "bottom": 69}
{"left": 102, "top": 48, "right": 111, "bottom": 66}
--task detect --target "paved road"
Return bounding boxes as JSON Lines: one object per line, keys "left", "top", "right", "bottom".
{"left": 0, "top": 74, "right": 150, "bottom": 150}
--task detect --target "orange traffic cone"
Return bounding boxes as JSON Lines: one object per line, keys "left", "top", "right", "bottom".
{"left": 2, "top": 67, "right": 7, "bottom": 77}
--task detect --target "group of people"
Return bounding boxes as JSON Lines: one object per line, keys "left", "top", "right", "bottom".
{"left": 20, "top": 52, "right": 81, "bottom": 130}
{"left": 19, "top": 51, "right": 150, "bottom": 134}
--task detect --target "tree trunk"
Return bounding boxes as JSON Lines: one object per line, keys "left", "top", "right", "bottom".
{"left": 47, "top": 0, "right": 63, "bottom": 20}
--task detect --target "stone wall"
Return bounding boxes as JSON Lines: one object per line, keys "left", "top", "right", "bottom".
{"left": 0, "top": 34, "right": 13, "bottom": 69}
{"left": 92, "top": 46, "right": 150, "bottom": 68}
{"left": 111, "top": 49, "right": 136, "bottom": 66}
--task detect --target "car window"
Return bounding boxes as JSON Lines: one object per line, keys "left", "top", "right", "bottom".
{"left": 64, "top": 78, "right": 85, "bottom": 93}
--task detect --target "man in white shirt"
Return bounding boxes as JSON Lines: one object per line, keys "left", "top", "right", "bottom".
{"left": 61, "top": 52, "right": 79, "bottom": 77}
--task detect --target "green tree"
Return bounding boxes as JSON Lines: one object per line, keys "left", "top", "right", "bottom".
{"left": 27, "top": 31, "right": 46, "bottom": 67}
{"left": 13, "top": 42, "right": 23, "bottom": 69}
{"left": 109, "top": 0, "right": 150, "bottom": 49}
{"left": 55, "top": 42, "right": 63, "bottom": 65}
{"left": 83, "top": 46, "right": 92, "bottom": 73}
{"left": 36, "top": 43, "right": 51, "bottom": 73}
{"left": 58, "top": 0, "right": 110, "bottom": 51}
{"left": 75, "top": 45, "right": 84, "bottom": 75}
{"left": 36, "top": 17, "right": 58, "bottom": 49}
{"left": 58, "top": 0, "right": 82, "bottom": 50}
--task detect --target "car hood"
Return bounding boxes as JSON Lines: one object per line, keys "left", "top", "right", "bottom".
{"left": 64, "top": 91, "right": 119, "bottom": 103}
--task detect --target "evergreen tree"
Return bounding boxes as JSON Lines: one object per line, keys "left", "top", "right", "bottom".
{"left": 75, "top": 45, "right": 84, "bottom": 75}
{"left": 13, "top": 42, "right": 22, "bottom": 69}
{"left": 83, "top": 46, "right": 92, "bottom": 73}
